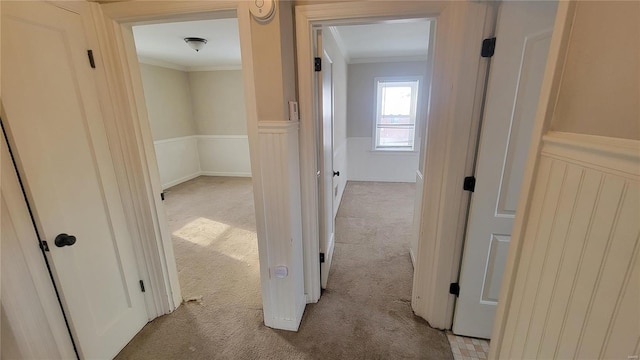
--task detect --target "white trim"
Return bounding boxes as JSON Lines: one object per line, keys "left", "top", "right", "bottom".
{"left": 348, "top": 55, "right": 428, "bottom": 64}
{"left": 200, "top": 171, "right": 251, "bottom": 177}
{"left": 161, "top": 172, "right": 201, "bottom": 189}
{"left": 541, "top": 131, "right": 640, "bottom": 178}
{"left": 187, "top": 64, "right": 242, "bottom": 72}
{"left": 152, "top": 135, "right": 196, "bottom": 144}
{"left": 137, "top": 56, "right": 187, "bottom": 71}
{"left": 327, "top": 26, "right": 351, "bottom": 63}
{"left": 196, "top": 134, "right": 248, "bottom": 140}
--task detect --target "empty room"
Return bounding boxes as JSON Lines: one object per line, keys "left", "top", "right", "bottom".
{"left": 131, "top": 17, "right": 260, "bottom": 325}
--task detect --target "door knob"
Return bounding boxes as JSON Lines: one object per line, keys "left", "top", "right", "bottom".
{"left": 333, "top": 171, "right": 340, "bottom": 177}
{"left": 55, "top": 233, "right": 76, "bottom": 247}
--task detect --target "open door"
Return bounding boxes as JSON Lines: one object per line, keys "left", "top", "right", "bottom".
{"left": 2, "top": 2, "right": 149, "bottom": 358}
{"left": 315, "top": 30, "right": 336, "bottom": 289}
{"left": 453, "top": 1, "right": 558, "bottom": 339}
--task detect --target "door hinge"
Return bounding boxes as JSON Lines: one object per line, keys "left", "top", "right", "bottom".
{"left": 319, "top": 252, "right": 325, "bottom": 263}
{"left": 139, "top": 280, "right": 146, "bottom": 292}
{"left": 481, "top": 37, "right": 496, "bottom": 58}
{"left": 449, "top": 282, "right": 460, "bottom": 297}
{"left": 40, "top": 240, "right": 50, "bottom": 252}
{"left": 161, "top": 192, "right": 165, "bottom": 201}
{"left": 87, "top": 50, "right": 96, "bottom": 69}
{"left": 463, "top": 176, "right": 476, "bottom": 192}
{"left": 314, "top": 57, "right": 321, "bottom": 72}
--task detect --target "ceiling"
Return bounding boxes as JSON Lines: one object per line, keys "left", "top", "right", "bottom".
{"left": 132, "top": 18, "right": 431, "bottom": 71}
{"left": 331, "top": 20, "right": 431, "bottom": 63}
{"left": 133, "top": 18, "right": 241, "bottom": 71}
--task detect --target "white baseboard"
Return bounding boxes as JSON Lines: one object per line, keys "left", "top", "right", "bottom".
{"left": 162, "top": 172, "right": 201, "bottom": 190}
{"left": 200, "top": 171, "right": 251, "bottom": 178}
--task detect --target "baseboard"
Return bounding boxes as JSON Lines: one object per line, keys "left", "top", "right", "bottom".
{"left": 347, "top": 177, "right": 416, "bottom": 183}
{"left": 162, "top": 172, "right": 201, "bottom": 190}
{"left": 200, "top": 171, "right": 251, "bottom": 178}
{"left": 264, "top": 315, "right": 303, "bottom": 332}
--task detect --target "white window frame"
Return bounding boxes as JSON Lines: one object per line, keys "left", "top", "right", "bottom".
{"left": 373, "top": 76, "right": 422, "bottom": 152}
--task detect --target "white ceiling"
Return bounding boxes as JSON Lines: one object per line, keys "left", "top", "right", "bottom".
{"left": 331, "top": 20, "right": 431, "bottom": 63}
{"left": 133, "top": 18, "right": 241, "bottom": 71}
{"left": 132, "top": 18, "right": 431, "bottom": 71}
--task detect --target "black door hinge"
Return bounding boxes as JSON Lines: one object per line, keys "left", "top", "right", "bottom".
{"left": 481, "top": 37, "right": 496, "bottom": 58}
{"left": 161, "top": 192, "right": 165, "bottom": 201}
{"left": 40, "top": 240, "right": 50, "bottom": 252}
{"left": 449, "top": 282, "right": 460, "bottom": 297}
{"left": 87, "top": 50, "right": 96, "bottom": 69}
{"left": 314, "top": 57, "right": 322, "bottom": 72}
{"left": 139, "top": 280, "right": 146, "bottom": 292}
{"left": 463, "top": 176, "right": 476, "bottom": 192}
{"left": 319, "top": 252, "right": 325, "bottom": 263}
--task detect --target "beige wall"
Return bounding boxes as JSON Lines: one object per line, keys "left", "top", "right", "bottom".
{"left": 139, "top": 63, "right": 196, "bottom": 141}
{"left": 347, "top": 61, "right": 429, "bottom": 137}
{"left": 188, "top": 70, "right": 247, "bottom": 135}
{"left": 551, "top": 1, "right": 639, "bottom": 140}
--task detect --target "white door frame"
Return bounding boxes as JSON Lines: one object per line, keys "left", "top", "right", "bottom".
{"left": 88, "top": 1, "right": 264, "bottom": 319}
{"left": 296, "top": 1, "right": 496, "bottom": 328}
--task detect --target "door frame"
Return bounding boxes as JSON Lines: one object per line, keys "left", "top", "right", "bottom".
{"left": 295, "top": 1, "right": 496, "bottom": 328}
{"left": 87, "top": 1, "right": 264, "bottom": 319}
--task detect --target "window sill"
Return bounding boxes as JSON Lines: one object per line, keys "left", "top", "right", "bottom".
{"left": 370, "top": 149, "right": 418, "bottom": 155}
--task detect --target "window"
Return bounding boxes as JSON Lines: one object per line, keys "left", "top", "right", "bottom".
{"left": 374, "top": 78, "right": 420, "bottom": 151}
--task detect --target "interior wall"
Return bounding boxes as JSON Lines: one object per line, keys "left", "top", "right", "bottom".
{"left": 322, "top": 28, "right": 348, "bottom": 216}
{"left": 346, "top": 61, "right": 429, "bottom": 182}
{"left": 139, "top": 63, "right": 251, "bottom": 189}
{"left": 139, "top": 63, "right": 197, "bottom": 140}
{"left": 188, "top": 70, "right": 247, "bottom": 135}
{"left": 550, "top": 1, "right": 639, "bottom": 140}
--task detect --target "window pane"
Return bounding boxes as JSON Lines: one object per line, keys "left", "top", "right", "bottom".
{"left": 382, "top": 86, "right": 412, "bottom": 116}
{"left": 379, "top": 114, "right": 413, "bottom": 125}
{"left": 377, "top": 127, "right": 414, "bottom": 148}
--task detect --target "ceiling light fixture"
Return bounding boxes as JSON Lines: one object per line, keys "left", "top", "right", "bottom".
{"left": 184, "top": 37, "right": 207, "bottom": 52}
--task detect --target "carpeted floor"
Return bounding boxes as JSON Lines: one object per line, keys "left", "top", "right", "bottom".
{"left": 115, "top": 177, "right": 452, "bottom": 360}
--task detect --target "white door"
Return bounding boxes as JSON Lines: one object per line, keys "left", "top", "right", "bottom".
{"left": 2, "top": 2, "right": 148, "bottom": 358}
{"left": 453, "top": 1, "right": 558, "bottom": 339}
{"left": 316, "top": 31, "right": 336, "bottom": 289}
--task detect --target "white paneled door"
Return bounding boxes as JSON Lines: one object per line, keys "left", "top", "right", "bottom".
{"left": 453, "top": 1, "right": 558, "bottom": 339}
{"left": 2, "top": 1, "right": 148, "bottom": 358}
{"left": 317, "top": 30, "right": 336, "bottom": 289}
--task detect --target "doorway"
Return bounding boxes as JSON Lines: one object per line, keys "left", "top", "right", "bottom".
{"left": 315, "top": 20, "right": 432, "bottom": 294}
{"left": 130, "top": 18, "right": 259, "bottom": 305}
{"left": 296, "top": 2, "right": 496, "bottom": 332}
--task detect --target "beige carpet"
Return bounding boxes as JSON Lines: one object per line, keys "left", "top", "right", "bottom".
{"left": 116, "top": 177, "right": 452, "bottom": 359}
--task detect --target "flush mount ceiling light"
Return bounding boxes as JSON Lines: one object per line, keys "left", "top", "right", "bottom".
{"left": 184, "top": 37, "right": 207, "bottom": 52}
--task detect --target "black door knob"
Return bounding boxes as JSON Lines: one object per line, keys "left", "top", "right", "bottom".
{"left": 55, "top": 233, "right": 76, "bottom": 247}
{"left": 333, "top": 171, "right": 340, "bottom": 177}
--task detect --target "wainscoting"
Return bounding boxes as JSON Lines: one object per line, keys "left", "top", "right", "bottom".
{"left": 499, "top": 132, "right": 639, "bottom": 359}
{"left": 347, "top": 137, "right": 419, "bottom": 183}
{"left": 153, "top": 135, "right": 251, "bottom": 189}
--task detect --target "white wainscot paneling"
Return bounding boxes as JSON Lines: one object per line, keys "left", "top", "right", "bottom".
{"left": 154, "top": 136, "right": 200, "bottom": 189}
{"left": 501, "top": 132, "right": 640, "bottom": 360}
{"left": 198, "top": 135, "right": 252, "bottom": 177}
{"left": 347, "top": 137, "right": 419, "bottom": 183}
